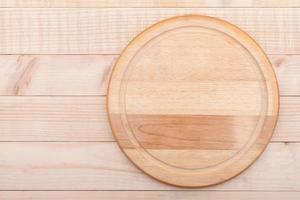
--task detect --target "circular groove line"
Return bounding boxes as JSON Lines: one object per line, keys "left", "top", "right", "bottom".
{"left": 119, "top": 25, "right": 268, "bottom": 170}
{"left": 107, "top": 15, "right": 279, "bottom": 187}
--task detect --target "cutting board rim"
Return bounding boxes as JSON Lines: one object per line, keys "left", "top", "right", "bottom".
{"left": 106, "top": 14, "right": 280, "bottom": 188}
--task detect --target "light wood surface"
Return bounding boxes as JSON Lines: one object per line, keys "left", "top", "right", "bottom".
{"left": 0, "top": 1, "right": 299, "bottom": 199}
{"left": 0, "top": 8, "right": 300, "bottom": 54}
{"left": 107, "top": 15, "right": 279, "bottom": 187}
{"left": 0, "top": 55, "right": 114, "bottom": 95}
{"left": 1, "top": 191, "right": 300, "bottom": 200}
{"left": 0, "top": 142, "right": 298, "bottom": 190}
{"left": 0, "top": 96, "right": 297, "bottom": 142}
{"left": 0, "top": 55, "right": 299, "bottom": 96}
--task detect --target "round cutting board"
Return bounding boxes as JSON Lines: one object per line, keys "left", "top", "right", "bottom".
{"left": 107, "top": 15, "right": 279, "bottom": 187}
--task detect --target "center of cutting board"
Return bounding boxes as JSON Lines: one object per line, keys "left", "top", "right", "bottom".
{"left": 107, "top": 15, "right": 279, "bottom": 187}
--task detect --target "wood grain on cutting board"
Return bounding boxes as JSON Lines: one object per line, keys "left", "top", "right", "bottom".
{"left": 0, "top": 1, "right": 299, "bottom": 199}
{"left": 106, "top": 15, "right": 279, "bottom": 187}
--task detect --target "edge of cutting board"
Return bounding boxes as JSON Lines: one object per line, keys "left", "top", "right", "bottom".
{"left": 106, "top": 15, "right": 280, "bottom": 188}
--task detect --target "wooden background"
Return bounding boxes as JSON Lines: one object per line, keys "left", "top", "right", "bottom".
{"left": 0, "top": 1, "right": 299, "bottom": 199}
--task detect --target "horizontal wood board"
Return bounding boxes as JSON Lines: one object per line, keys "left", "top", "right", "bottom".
{"left": 0, "top": 142, "right": 298, "bottom": 190}
{"left": 0, "top": 55, "right": 298, "bottom": 96}
{"left": 0, "top": 8, "right": 300, "bottom": 54}
{"left": 0, "top": 96, "right": 298, "bottom": 142}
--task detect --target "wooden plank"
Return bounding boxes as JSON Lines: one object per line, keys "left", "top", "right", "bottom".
{"left": 1, "top": 0, "right": 300, "bottom": 8}
{"left": 0, "top": 96, "right": 112, "bottom": 141}
{"left": 0, "top": 55, "right": 114, "bottom": 95}
{"left": 0, "top": 142, "right": 298, "bottom": 190}
{"left": 0, "top": 55, "right": 299, "bottom": 96}
{"left": 0, "top": 8, "right": 299, "bottom": 54}
{"left": 270, "top": 55, "right": 300, "bottom": 96}
{"left": 275, "top": 97, "right": 300, "bottom": 142}
{"left": 0, "top": 96, "right": 298, "bottom": 142}
{"left": 0, "top": 191, "right": 299, "bottom": 200}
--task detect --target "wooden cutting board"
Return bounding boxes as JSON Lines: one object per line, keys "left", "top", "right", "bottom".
{"left": 107, "top": 15, "right": 279, "bottom": 187}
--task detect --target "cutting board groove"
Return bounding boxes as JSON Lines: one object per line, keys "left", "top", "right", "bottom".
{"left": 107, "top": 15, "right": 279, "bottom": 187}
